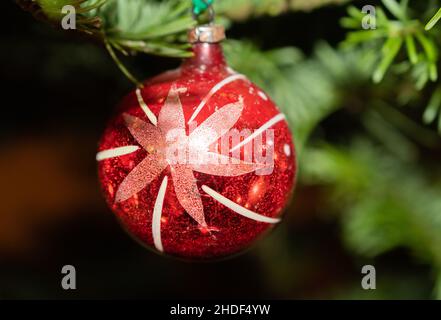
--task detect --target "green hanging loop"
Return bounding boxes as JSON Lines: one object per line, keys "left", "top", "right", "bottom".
{"left": 192, "top": 0, "right": 214, "bottom": 16}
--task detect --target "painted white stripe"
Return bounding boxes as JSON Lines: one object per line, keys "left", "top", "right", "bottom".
{"left": 188, "top": 74, "right": 247, "bottom": 124}
{"left": 258, "top": 91, "right": 268, "bottom": 101}
{"left": 202, "top": 185, "right": 281, "bottom": 224}
{"left": 136, "top": 88, "right": 158, "bottom": 126}
{"left": 152, "top": 176, "right": 168, "bottom": 252}
{"left": 230, "top": 113, "right": 286, "bottom": 152}
{"left": 96, "top": 146, "right": 140, "bottom": 161}
{"left": 284, "top": 144, "right": 291, "bottom": 157}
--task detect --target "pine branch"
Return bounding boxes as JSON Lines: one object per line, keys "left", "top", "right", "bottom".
{"left": 341, "top": 0, "right": 439, "bottom": 87}
{"left": 426, "top": 7, "right": 441, "bottom": 30}
{"left": 16, "top": 0, "right": 357, "bottom": 85}
{"left": 17, "top": 0, "right": 355, "bottom": 59}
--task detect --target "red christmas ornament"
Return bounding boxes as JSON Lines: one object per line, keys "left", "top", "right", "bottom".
{"left": 97, "top": 25, "right": 296, "bottom": 260}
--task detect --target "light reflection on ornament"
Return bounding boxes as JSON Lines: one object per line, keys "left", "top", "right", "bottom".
{"left": 248, "top": 176, "right": 268, "bottom": 204}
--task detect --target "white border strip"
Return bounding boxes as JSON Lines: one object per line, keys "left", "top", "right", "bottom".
{"left": 96, "top": 146, "right": 140, "bottom": 161}
{"left": 188, "top": 74, "right": 247, "bottom": 124}
{"left": 230, "top": 113, "right": 286, "bottom": 152}
{"left": 136, "top": 88, "right": 158, "bottom": 126}
{"left": 152, "top": 176, "right": 168, "bottom": 252}
{"left": 202, "top": 185, "right": 281, "bottom": 224}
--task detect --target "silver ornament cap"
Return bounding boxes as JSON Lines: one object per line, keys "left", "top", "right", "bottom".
{"left": 188, "top": 24, "right": 226, "bottom": 43}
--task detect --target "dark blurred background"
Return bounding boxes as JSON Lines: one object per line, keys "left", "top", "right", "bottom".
{"left": 0, "top": 0, "right": 435, "bottom": 299}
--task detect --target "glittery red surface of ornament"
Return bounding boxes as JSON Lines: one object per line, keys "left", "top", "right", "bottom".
{"left": 97, "top": 43, "right": 297, "bottom": 260}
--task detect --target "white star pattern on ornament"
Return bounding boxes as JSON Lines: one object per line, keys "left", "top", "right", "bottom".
{"left": 97, "top": 75, "right": 287, "bottom": 252}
